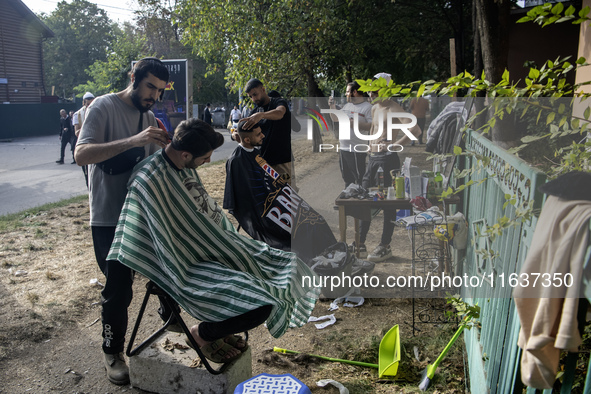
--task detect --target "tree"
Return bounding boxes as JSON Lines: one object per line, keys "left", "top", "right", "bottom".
{"left": 74, "top": 24, "right": 149, "bottom": 96}
{"left": 133, "top": 1, "right": 230, "bottom": 104}
{"left": 171, "top": 0, "right": 471, "bottom": 97}
{"left": 42, "top": 0, "right": 117, "bottom": 99}
{"left": 472, "top": 0, "right": 512, "bottom": 84}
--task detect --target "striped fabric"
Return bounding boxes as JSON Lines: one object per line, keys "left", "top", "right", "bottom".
{"left": 107, "top": 151, "right": 319, "bottom": 338}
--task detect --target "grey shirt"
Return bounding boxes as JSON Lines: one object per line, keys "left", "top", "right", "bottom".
{"left": 76, "top": 93, "right": 159, "bottom": 227}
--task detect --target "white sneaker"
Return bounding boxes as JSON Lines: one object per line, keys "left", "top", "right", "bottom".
{"left": 368, "top": 245, "right": 392, "bottom": 262}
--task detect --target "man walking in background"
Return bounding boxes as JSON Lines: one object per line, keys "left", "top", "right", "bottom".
{"left": 56, "top": 109, "right": 75, "bottom": 164}
{"left": 204, "top": 103, "right": 212, "bottom": 125}
{"left": 230, "top": 105, "right": 241, "bottom": 124}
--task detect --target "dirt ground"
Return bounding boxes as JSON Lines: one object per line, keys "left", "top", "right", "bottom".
{"left": 0, "top": 137, "right": 466, "bottom": 394}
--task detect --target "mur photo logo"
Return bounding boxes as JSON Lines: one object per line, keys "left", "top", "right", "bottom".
{"left": 304, "top": 107, "right": 418, "bottom": 153}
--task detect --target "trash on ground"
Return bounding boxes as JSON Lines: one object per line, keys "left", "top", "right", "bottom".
{"left": 308, "top": 314, "right": 336, "bottom": 329}
{"left": 329, "top": 295, "right": 364, "bottom": 311}
{"left": 317, "top": 379, "right": 350, "bottom": 394}
{"left": 89, "top": 278, "right": 104, "bottom": 287}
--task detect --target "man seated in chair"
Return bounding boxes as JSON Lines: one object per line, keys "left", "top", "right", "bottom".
{"left": 224, "top": 121, "right": 375, "bottom": 277}
{"left": 108, "top": 118, "right": 319, "bottom": 363}
{"left": 224, "top": 120, "right": 338, "bottom": 262}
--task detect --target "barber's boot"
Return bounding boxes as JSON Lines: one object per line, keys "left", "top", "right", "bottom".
{"left": 103, "top": 352, "right": 129, "bottom": 385}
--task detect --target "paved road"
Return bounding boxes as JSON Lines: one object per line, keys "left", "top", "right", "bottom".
{"left": 0, "top": 129, "right": 238, "bottom": 217}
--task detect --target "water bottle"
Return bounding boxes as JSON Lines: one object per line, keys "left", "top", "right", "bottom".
{"left": 377, "top": 166, "right": 384, "bottom": 192}
{"left": 395, "top": 176, "right": 405, "bottom": 199}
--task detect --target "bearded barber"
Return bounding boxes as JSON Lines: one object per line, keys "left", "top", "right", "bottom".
{"left": 75, "top": 58, "right": 170, "bottom": 386}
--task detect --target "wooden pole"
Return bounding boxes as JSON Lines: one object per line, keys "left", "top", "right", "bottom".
{"left": 450, "top": 38, "right": 457, "bottom": 99}
{"left": 450, "top": 38, "right": 457, "bottom": 77}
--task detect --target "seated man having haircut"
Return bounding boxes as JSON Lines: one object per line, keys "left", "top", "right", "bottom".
{"left": 108, "top": 118, "right": 319, "bottom": 363}
{"left": 224, "top": 120, "right": 338, "bottom": 262}
{"left": 224, "top": 121, "right": 374, "bottom": 277}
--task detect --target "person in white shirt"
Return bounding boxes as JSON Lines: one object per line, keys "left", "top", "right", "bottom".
{"left": 73, "top": 91, "right": 95, "bottom": 187}
{"left": 230, "top": 105, "right": 241, "bottom": 123}
{"left": 328, "top": 81, "right": 373, "bottom": 187}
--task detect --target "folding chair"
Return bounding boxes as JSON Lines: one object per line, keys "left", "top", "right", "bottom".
{"left": 126, "top": 280, "right": 247, "bottom": 375}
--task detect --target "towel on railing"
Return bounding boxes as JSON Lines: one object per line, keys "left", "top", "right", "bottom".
{"left": 514, "top": 195, "right": 591, "bottom": 389}
{"left": 107, "top": 150, "right": 319, "bottom": 338}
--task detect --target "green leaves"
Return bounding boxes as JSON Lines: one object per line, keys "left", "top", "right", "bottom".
{"left": 416, "top": 84, "right": 426, "bottom": 98}
{"left": 518, "top": 3, "right": 590, "bottom": 26}
{"left": 42, "top": 0, "right": 116, "bottom": 98}
{"left": 528, "top": 68, "right": 540, "bottom": 80}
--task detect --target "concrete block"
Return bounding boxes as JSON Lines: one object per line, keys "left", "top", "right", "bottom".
{"left": 129, "top": 331, "right": 252, "bottom": 394}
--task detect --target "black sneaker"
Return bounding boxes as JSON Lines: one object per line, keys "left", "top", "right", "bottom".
{"left": 349, "top": 242, "right": 367, "bottom": 259}
{"left": 56, "top": 160, "right": 64, "bottom": 164}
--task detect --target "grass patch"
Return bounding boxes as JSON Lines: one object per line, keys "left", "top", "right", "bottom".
{"left": 46, "top": 271, "right": 60, "bottom": 281}
{"left": 0, "top": 195, "right": 88, "bottom": 233}
{"left": 346, "top": 379, "right": 378, "bottom": 393}
{"left": 202, "top": 159, "right": 225, "bottom": 168}
{"left": 1, "top": 260, "right": 15, "bottom": 268}
{"left": 26, "top": 243, "right": 46, "bottom": 252}
{"left": 27, "top": 292, "right": 40, "bottom": 305}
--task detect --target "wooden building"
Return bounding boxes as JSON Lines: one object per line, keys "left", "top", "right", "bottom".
{"left": 0, "top": 0, "right": 54, "bottom": 103}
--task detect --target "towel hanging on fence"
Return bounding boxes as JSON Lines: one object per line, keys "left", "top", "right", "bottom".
{"left": 514, "top": 195, "right": 591, "bottom": 389}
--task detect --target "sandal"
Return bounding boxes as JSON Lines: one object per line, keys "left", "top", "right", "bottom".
{"left": 224, "top": 335, "right": 248, "bottom": 352}
{"left": 185, "top": 338, "right": 242, "bottom": 364}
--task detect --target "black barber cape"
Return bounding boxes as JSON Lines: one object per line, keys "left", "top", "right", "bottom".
{"left": 223, "top": 146, "right": 337, "bottom": 262}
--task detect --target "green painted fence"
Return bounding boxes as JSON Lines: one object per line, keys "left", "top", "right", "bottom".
{"left": 0, "top": 102, "right": 80, "bottom": 139}
{"left": 460, "top": 129, "right": 548, "bottom": 393}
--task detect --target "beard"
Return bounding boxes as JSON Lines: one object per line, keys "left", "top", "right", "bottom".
{"left": 130, "top": 90, "right": 155, "bottom": 113}
{"left": 185, "top": 160, "right": 199, "bottom": 169}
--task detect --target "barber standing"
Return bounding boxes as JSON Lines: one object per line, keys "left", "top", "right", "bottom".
{"left": 75, "top": 58, "right": 170, "bottom": 386}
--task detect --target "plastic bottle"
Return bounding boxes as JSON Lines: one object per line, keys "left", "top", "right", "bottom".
{"left": 395, "top": 176, "right": 405, "bottom": 199}
{"left": 377, "top": 166, "right": 384, "bottom": 192}
{"left": 423, "top": 170, "right": 436, "bottom": 199}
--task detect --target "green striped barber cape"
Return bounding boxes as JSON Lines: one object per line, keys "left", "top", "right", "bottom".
{"left": 108, "top": 151, "right": 319, "bottom": 338}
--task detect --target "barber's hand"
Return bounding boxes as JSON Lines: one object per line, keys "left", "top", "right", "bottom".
{"left": 132, "top": 126, "right": 171, "bottom": 149}
{"left": 239, "top": 112, "right": 264, "bottom": 130}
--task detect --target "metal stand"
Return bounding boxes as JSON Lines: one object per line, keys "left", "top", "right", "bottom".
{"left": 405, "top": 213, "right": 456, "bottom": 336}
{"left": 126, "top": 281, "right": 247, "bottom": 375}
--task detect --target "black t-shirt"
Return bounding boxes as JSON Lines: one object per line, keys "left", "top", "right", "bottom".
{"left": 252, "top": 97, "right": 291, "bottom": 165}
